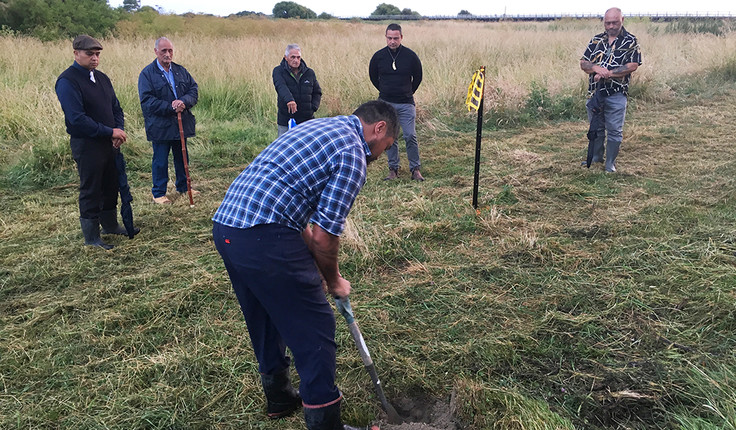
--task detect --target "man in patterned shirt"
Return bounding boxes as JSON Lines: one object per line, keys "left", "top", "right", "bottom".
{"left": 212, "top": 100, "right": 398, "bottom": 430}
{"left": 580, "top": 7, "right": 642, "bottom": 173}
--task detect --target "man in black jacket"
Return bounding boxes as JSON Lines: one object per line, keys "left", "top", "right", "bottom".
{"left": 55, "top": 35, "right": 130, "bottom": 249}
{"left": 369, "top": 23, "right": 424, "bottom": 181}
{"left": 273, "top": 44, "right": 322, "bottom": 137}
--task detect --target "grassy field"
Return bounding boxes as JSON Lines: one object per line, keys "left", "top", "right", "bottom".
{"left": 1, "top": 17, "right": 736, "bottom": 429}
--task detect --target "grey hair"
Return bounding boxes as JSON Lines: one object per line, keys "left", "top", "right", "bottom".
{"left": 155, "top": 37, "right": 171, "bottom": 50}
{"left": 285, "top": 44, "right": 301, "bottom": 57}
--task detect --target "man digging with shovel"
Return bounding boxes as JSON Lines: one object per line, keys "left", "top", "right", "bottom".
{"left": 212, "top": 100, "right": 398, "bottom": 430}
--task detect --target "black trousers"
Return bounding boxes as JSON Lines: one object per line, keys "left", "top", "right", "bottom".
{"left": 70, "top": 137, "right": 119, "bottom": 219}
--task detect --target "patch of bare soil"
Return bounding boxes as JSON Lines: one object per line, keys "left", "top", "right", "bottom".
{"left": 373, "top": 394, "right": 460, "bottom": 430}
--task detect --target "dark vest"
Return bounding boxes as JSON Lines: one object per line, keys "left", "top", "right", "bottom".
{"left": 57, "top": 66, "right": 116, "bottom": 136}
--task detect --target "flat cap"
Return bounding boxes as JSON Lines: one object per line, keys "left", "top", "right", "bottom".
{"left": 72, "top": 35, "right": 103, "bottom": 51}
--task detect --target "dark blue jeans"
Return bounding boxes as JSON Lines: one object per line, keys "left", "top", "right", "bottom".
{"left": 212, "top": 222, "right": 342, "bottom": 407}
{"left": 151, "top": 139, "right": 188, "bottom": 198}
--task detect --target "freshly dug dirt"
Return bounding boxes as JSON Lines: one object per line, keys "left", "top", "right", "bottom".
{"left": 373, "top": 395, "right": 460, "bottom": 430}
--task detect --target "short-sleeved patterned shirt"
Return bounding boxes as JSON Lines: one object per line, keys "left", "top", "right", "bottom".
{"left": 581, "top": 27, "right": 642, "bottom": 97}
{"left": 212, "top": 115, "right": 371, "bottom": 236}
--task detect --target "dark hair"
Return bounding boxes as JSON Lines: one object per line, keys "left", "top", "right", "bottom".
{"left": 353, "top": 100, "right": 399, "bottom": 139}
{"left": 386, "top": 23, "right": 402, "bottom": 35}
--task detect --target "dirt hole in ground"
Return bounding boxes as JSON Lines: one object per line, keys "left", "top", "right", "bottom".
{"left": 373, "top": 393, "right": 461, "bottom": 430}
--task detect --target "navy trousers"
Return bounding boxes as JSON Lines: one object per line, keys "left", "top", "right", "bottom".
{"left": 213, "top": 222, "right": 342, "bottom": 407}
{"left": 151, "top": 139, "right": 188, "bottom": 198}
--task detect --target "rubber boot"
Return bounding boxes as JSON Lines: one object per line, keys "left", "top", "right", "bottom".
{"left": 304, "top": 400, "right": 374, "bottom": 430}
{"left": 80, "top": 218, "right": 113, "bottom": 250}
{"left": 100, "top": 209, "right": 129, "bottom": 236}
{"left": 605, "top": 140, "right": 620, "bottom": 173}
{"left": 304, "top": 401, "right": 343, "bottom": 430}
{"left": 261, "top": 368, "right": 301, "bottom": 419}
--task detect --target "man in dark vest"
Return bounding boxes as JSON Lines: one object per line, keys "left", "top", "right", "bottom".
{"left": 138, "top": 37, "right": 199, "bottom": 204}
{"left": 55, "top": 35, "right": 131, "bottom": 250}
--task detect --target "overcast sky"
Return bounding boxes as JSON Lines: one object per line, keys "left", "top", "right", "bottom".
{"left": 109, "top": 0, "right": 734, "bottom": 17}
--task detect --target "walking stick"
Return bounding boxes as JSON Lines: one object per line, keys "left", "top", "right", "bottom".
{"left": 177, "top": 111, "right": 195, "bottom": 207}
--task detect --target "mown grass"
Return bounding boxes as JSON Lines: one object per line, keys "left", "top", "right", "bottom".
{"left": 2, "top": 17, "right": 736, "bottom": 430}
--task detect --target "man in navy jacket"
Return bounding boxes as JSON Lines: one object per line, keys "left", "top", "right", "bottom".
{"left": 138, "top": 37, "right": 199, "bottom": 204}
{"left": 272, "top": 44, "right": 322, "bottom": 137}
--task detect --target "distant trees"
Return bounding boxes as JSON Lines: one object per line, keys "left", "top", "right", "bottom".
{"left": 272, "top": 1, "right": 317, "bottom": 19}
{"left": 123, "top": 0, "right": 140, "bottom": 12}
{"left": 401, "top": 8, "right": 421, "bottom": 17}
{"left": 371, "top": 3, "right": 401, "bottom": 16}
{"left": 459, "top": 10, "right": 472, "bottom": 16}
{"left": 371, "top": 4, "right": 421, "bottom": 17}
{"left": 0, "top": 0, "right": 120, "bottom": 40}
{"left": 233, "top": 10, "right": 266, "bottom": 17}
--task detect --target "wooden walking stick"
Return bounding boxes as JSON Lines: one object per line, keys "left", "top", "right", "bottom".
{"left": 177, "top": 111, "right": 195, "bottom": 207}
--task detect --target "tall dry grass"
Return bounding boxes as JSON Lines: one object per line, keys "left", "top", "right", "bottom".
{"left": 2, "top": 19, "right": 736, "bottom": 144}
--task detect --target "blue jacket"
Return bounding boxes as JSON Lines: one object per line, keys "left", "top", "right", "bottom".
{"left": 138, "top": 60, "right": 198, "bottom": 141}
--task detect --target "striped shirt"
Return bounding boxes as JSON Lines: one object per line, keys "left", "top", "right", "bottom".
{"left": 212, "top": 115, "right": 371, "bottom": 236}
{"left": 582, "top": 27, "right": 642, "bottom": 97}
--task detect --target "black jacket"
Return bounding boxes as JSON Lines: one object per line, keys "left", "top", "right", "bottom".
{"left": 369, "top": 45, "right": 422, "bottom": 105}
{"left": 272, "top": 58, "right": 322, "bottom": 126}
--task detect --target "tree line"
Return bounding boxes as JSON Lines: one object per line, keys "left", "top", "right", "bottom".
{"left": 0, "top": 0, "right": 473, "bottom": 40}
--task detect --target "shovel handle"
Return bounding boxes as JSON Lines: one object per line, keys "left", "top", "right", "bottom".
{"left": 335, "top": 297, "right": 372, "bottom": 365}
{"left": 334, "top": 296, "right": 401, "bottom": 423}
{"left": 335, "top": 296, "right": 355, "bottom": 324}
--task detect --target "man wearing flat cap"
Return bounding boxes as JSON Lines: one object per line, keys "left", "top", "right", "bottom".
{"left": 56, "top": 35, "right": 132, "bottom": 249}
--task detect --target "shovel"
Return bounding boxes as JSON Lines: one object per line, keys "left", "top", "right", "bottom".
{"left": 335, "top": 296, "right": 402, "bottom": 424}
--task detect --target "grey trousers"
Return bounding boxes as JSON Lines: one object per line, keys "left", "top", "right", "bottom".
{"left": 586, "top": 92, "right": 627, "bottom": 172}
{"left": 385, "top": 102, "right": 421, "bottom": 172}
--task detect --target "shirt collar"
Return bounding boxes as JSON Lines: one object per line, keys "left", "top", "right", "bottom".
{"left": 156, "top": 59, "right": 172, "bottom": 73}
{"left": 72, "top": 61, "right": 91, "bottom": 73}
{"left": 349, "top": 115, "right": 371, "bottom": 158}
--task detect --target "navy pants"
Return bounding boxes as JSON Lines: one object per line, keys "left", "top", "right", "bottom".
{"left": 151, "top": 139, "right": 188, "bottom": 198}
{"left": 213, "top": 222, "right": 341, "bottom": 407}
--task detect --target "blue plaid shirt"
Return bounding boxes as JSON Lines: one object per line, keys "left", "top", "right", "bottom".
{"left": 213, "top": 115, "right": 371, "bottom": 236}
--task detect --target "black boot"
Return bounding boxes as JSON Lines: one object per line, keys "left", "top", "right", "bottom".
{"left": 80, "top": 218, "right": 113, "bottom": 250}
{"left": 100, "top": 209, "right": 130, "bottom": 236}
{"left": 304, "top": 400, "right": 373, "bottom": 430}
{"left": 304, "top": 401, "right": 343, "bottom": 430}
{"left": 261, "top": 368, "right": 301, "bottom": 419}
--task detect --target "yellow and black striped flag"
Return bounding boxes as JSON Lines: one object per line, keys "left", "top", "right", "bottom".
{"left": 465, "top": 66, "right": 485, "bottom": 112}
